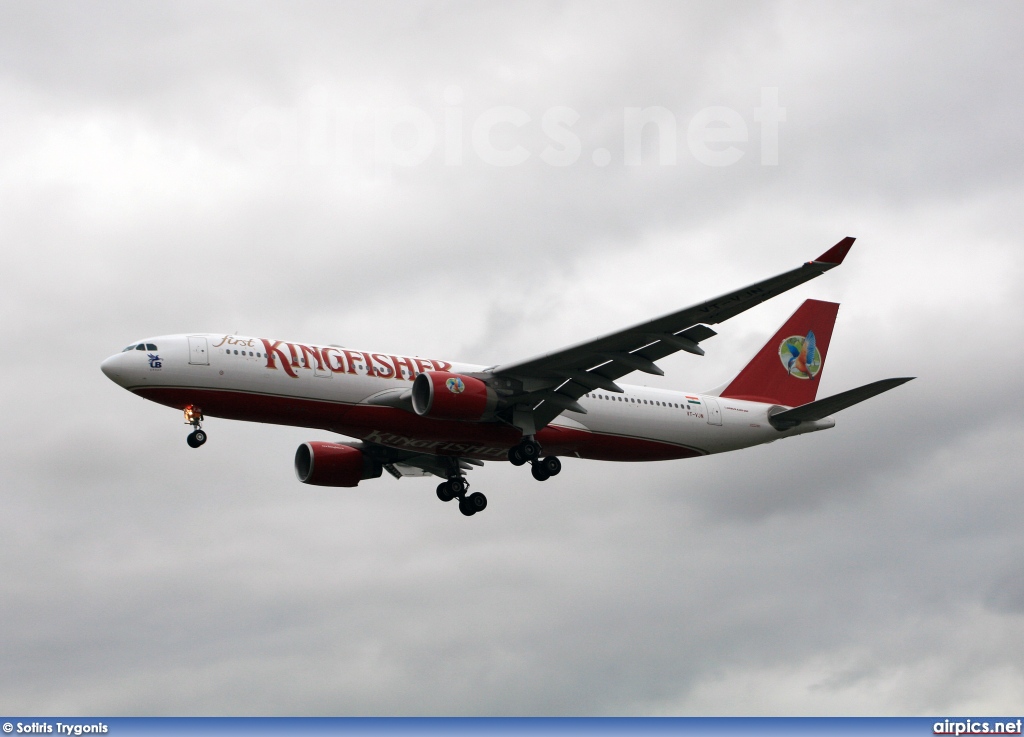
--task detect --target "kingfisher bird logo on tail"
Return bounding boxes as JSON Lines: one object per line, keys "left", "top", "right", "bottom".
{"left": 719, "top": 299, "right": 840, "bottom": 407}
{"left": 780, "top": 332, "right": 821, "bottom": 379}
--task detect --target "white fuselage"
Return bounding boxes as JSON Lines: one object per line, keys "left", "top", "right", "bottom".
{"left": 101, "top": 333, "right": 834, "bottom": 463}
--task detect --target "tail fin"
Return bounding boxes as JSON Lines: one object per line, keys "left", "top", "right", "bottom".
{"left": 720, "top": 299, "right": 840, "bottom": 406}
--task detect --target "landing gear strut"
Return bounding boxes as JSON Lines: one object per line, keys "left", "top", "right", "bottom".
{"left": 437, "top": 474, "right": 487, "bottom": 516}
{"left": 184, "top": 405, "right": 207, "bottom": 448}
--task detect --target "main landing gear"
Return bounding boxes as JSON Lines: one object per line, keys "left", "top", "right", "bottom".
{"left": 508, "top": 437, "right": 561, "bottom": 482}
{"left": 184, "top": 405, "right": 207, "bottom": 448}
{"left": 436, "top": 476, "right": 487, "bottom": 517}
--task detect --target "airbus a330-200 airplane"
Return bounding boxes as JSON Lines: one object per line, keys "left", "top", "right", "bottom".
{"left": 100, "top": 238, "right": 912, "bottom": 517}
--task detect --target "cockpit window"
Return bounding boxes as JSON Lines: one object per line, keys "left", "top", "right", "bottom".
{"left": 145, "top": 343, "right": 157, "bottom": 350}
{"left": 122, "top": 345, "right": 134, "bottom": 352}
{"left": 135, "top": 344, "right": 146, "bottom": 350}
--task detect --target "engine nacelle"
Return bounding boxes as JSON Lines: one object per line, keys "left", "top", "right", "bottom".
{"left": 294, "top": 442, "right": 383, "bottom": 487}
{"left": 411, "top": 371, "right": 498, "bottom": 421}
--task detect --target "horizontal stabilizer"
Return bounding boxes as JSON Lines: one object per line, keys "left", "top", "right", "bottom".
{"left": 769, "top": 377, "right": 915, "bottom": 429}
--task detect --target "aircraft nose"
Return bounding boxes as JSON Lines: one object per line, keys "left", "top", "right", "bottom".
{"left": 100, "top": 354, "right": 125, "bottom": 385}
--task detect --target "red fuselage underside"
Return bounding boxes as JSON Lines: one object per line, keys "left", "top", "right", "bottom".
{"left": 134, "top": 386, "right": 703, "bottom": 463}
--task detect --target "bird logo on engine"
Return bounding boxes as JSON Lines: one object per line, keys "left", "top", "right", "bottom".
{"left": 445, "top": 377, "right": 466, "bottom": 394}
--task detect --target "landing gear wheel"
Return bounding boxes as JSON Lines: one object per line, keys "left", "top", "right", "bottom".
{"left": 186, "top": 430, "right": 207, "bottom": 448}
{"left": 508, "top": 446, "right": 526, "bottom": 466}
{"left": 531, "top": 462, "right": 551, "bottom": 481}
{"left": 448, "top": 477, "right": 468, "bottom": 496}
{"left": 436, "top": 482, "right": 455, "bottom": 502}
{"left": 520, "top": 439, "right": 541, "bottom": 461}
{"left": 458, "top": 497, "right": 477, "bottom": 516}
{"left": 466, "top": 492, "right": 487, "bottom": 512}
{"left": 541, "top": 456, "right": 561, "bottom": 476}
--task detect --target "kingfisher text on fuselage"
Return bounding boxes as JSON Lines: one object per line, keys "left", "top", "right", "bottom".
{"left": 212, "top": 335, "right": 453, "bottom": 381}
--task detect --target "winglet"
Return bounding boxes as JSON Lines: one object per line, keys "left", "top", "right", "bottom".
{"left": 813, "top": 236, "right": 855, "bottom": 265}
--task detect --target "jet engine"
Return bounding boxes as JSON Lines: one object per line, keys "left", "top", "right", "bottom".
{"left": 411, "top": 371, "right": 498, "bottom": 421}
{"left": 294, "top": 442, "right": 383, "bottom": 487}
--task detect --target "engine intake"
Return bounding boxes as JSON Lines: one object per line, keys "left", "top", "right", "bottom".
{"left": 411, "top": 371, "right": 497, "bottom": 421}
{"left": 294, "top": 442, "right": 382, "bottom": 487}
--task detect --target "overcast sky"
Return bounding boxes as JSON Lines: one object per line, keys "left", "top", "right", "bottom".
{"left": 2, "top": 1, "right": 1023, "bottom": 716}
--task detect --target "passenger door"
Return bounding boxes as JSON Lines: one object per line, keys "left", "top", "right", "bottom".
{"left": 705, "top": 397, "right": 723, "bottom": 426}
{"left": 188, "top": 336, "right": 209, "bottom": 365}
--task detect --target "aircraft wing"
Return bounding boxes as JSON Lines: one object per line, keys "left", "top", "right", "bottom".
{"left": 489, "top": 237, "right": 856, "bottom": 432}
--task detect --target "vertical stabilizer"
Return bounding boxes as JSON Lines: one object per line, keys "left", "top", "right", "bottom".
{"left": 720, "top": 299, "right": 840, "bottom": 406}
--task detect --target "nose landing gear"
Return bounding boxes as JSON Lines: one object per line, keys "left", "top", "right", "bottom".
{"left": 184, "top": 405, "right": 207, "bottom": 448}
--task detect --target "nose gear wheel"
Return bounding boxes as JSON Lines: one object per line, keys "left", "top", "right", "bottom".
{"left": 183, "top": 405, "right": 206, "bottom": 448}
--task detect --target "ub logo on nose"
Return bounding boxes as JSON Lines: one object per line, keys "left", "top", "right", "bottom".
{"left": 147, "top": 353, "right": 162, "bottom": 369}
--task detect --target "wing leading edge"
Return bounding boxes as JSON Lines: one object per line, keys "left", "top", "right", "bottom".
{"left": 490, "top": 237, "right": 855, "bottom": 432}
